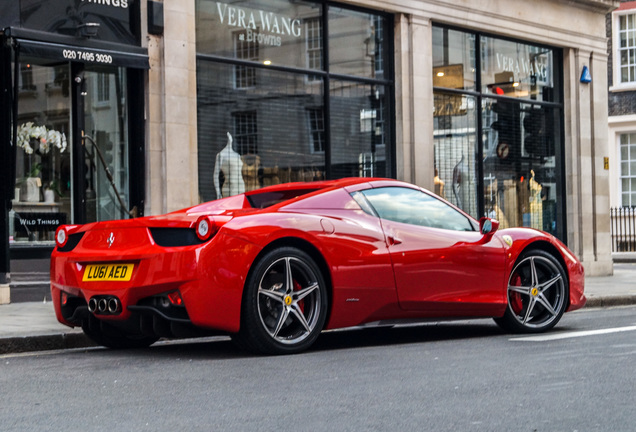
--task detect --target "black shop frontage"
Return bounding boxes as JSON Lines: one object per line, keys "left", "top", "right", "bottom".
{"left": 0, "top": 0, "right": 148, "bottom": 300}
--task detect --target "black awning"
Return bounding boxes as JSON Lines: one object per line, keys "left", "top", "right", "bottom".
{"left": 13, "top": 38, "right": 149, "bottom": 70}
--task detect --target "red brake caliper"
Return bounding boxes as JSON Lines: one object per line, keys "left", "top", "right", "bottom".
{"left": 510, "top": 274, "right": 524, "bottom": 314}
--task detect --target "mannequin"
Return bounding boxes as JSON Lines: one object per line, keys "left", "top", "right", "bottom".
{"left": 241, "top": 153, "right": 261, "bottom": 192}
{"left": 213, "top": 132, "right": 245, "bottom": 198}
{"left": 528, "top": 170, "right": 543, "bottom": 229}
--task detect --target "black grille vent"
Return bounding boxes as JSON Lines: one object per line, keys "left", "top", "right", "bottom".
{"left": 149, "top": 228, "right": 206, "bottom": 247}
{"left": 57, "top": 232, "right": 85, "bottom": 252}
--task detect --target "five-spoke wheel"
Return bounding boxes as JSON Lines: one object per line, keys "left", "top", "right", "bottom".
{"left": 234, "top": 247, "right": 328, "bottom": 354}
{"left": 495, "top": 249, "right": 568, "bottom": 333}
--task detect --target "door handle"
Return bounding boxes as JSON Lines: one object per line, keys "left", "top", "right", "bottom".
{"left": 387, "top": 236, "right": 402, "bottom": 246}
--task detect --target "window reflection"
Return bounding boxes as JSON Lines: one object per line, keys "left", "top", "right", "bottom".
{"left": 362, "top": 187, "right": 475, "bottom": 231}
{"left": 433, "top": 25, "right": 563, "bottom": 239}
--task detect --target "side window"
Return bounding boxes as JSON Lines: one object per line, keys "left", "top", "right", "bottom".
{"left": 361, "top": 187, "right": 475, "bottom": 231}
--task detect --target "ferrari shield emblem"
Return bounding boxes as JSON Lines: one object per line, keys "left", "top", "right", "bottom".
{"left": 502, "top": 235, "right": 513, "bottom": 247}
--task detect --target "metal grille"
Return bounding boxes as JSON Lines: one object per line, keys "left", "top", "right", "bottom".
{"left": 611, "top": 207, "right": 636, "bottom": 252}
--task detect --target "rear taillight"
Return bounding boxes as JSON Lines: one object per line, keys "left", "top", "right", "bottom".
{"left": 55, "top": 226, "right": 69, "bottom": 248}
{"left": 195, "top": 216, "right": 216, "bottom": 241}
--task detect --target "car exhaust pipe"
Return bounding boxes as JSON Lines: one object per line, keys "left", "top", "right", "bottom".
{"left": 88, "top": 296, "right": 122, "bottom": 315}
{"left": 88, "top": 298, "right": 98, "bottom": 313}
{"left": 98, "top": 298, "right": 108, "bottom": 313}
{"left": 108, "top": 297, "right": 120, "bottom": 314}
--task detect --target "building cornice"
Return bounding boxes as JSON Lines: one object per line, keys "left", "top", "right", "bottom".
{"left": 554, "top": 0, "right": 620, "bottom": 13}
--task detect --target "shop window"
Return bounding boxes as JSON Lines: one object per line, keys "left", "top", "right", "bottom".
{"left": 433, "top": 25, "right": 563, "bottom": 239}
{"left": 307, "top": 108, "right": 325, "bottom": 153}
{"left": 197, "top": 62, "right": 326, "bottom": 201}
{"left": 330, "top": 81, "right": 389, "bottom": 179}
{"left": 196, "top": 0, "right": 322, "bottom": 70}
{"left": 329, "top": 7, "right": 389, "bottom": 79}
{"left": 620, "top": 133, "right": 636, "bottom": 207}
{"left": 196, "top": 1, "right": 393, "bottom": 200}
{"left": 432, "top": 27, "right": 476, "bottom": 91}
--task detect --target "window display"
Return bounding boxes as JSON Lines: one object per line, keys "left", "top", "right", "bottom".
{"left": 433, "top": 26, "right": 563, "bottom": 239}
{"left": 196, "top": 0, "right": 393, "bottom": 201}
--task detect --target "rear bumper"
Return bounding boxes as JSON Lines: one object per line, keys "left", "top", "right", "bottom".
{"left": 50, "top": 232, "right": 263, "bottom": 335}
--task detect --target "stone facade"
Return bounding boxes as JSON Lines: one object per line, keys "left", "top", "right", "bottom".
{"left": 147, "top": 0, "right": 617, "bottom": 275}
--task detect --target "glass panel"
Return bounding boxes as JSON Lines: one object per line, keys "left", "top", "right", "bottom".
{"left": 433, "top": 91, "right": 478, "bottom": 218}
{"left": 631, "top": 161, "right": 636, "bottom": 175}
{"left": 361, "top": 187, "right": 474, "bottom": 231}
{"left": 621, "top": 31, "right": 627, "bottom": 48}
{"left": 622, "top": 178, "right": 630, "bottom": 191}
{"left": 481, "top": 37, "right": 555, "bottom": 102}
{"left": 623, "top": 193, "right": 630, "bottom": 207}
{"left": 432, "top": 27, "right": 477, "bottom": 91}
{"left": 329, "top": 80, "right": 390, "bottom": 179}
{"left": 82, "top": 67, "right": 130, "bottom": 222}
{"left": 328, "top": 7, "right": 389, "bottom": 79}
{"left": 197, "top": 61, "right": 324, "bottom": 201}
{"left": 622, "top": 161, "right": 630, "bottom": 176}
{"left": 196, "top": 0, "right": 322, "bottom": 70}
{"left": 630, "top": 144, "right": 636, "bottom": 159}
{"left": 631, "top": 177, "right": 636, "bottom": 190}
{"left": 12, "top": 61, "right": 71, "bottom": 246}
{"left": 483, "top": 98, "right": 561, "bottom": 236}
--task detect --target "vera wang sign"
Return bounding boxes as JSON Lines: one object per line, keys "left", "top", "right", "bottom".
{"left": 215, "top": 2, "right": 302, "bottom": 47}
{"left": 495, "top": 53, "right": 548, "bottom": 81}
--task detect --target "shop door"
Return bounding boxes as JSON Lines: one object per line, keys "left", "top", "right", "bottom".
{"left": 76, "top": 65, "right": 131, "bottom": 223}
{"left": 11, "top": 60, "right": 130, "bottom": 250}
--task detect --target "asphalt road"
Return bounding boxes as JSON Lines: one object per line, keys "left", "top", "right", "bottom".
{"left": 1, "top": 306, "right": 635, "bottom": 432}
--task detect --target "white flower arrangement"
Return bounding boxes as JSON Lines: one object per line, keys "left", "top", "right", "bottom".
{"left": 17, "top": 122, "right": 67, "bottom": 155}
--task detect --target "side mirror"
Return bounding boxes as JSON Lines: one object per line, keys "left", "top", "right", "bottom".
{"left": 479, "top": 217, "right": 499, "bottom": 237}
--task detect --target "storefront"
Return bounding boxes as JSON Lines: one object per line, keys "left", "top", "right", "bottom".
{"left": 0, "top": 0, "right": 148, "bottom": 300}
{"left": 0, "top": 0, "right": 616, "bottom": 304}
{"left": 195, "top": 0, "right": 394, "bottom": 199}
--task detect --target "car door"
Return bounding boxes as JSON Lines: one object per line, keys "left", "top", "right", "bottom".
{"left": 360, "top": 185, "right": 508, "bottom": 316}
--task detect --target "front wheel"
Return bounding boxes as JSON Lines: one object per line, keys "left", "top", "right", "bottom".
{"left": 494, "top": 249, "right": 568, "bottom": 333}
{"left": 234, "top": 247, "right": 328, "bottom": 355}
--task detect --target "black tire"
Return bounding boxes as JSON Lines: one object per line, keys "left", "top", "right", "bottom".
{"left": 82, "top": 316, "right": 158, "bottom": 349}
{"left": 233, "top": 247, "right": 328, "bottom": 355}
{"left": 494, "top": 249, "right": 568, "bottom": 333}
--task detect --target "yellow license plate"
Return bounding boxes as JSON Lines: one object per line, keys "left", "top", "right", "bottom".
{"left": 83, "top": 264, "right": 134, "bottom": 282}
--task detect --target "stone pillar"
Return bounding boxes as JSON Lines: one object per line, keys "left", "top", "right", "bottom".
{"left": 394, "top": 14, "right": 434, "bottom": 190}
{"left": 146, "top": 0, "right": 199, "bottom": 215}
{"left": 564, "top": 47, "right": 613, "bottom": 276}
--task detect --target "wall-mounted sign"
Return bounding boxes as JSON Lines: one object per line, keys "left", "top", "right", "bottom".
{"left": 7, "top": 0, "right": 140, "bottom": 46}
{"left": 214, "top": 1, "right": 303, "bottom": 47}
{"left": 13, "top": 212, "right": 67, "bottom": 237}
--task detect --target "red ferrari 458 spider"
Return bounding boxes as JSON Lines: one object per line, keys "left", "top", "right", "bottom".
{"left": 51, "top": 178, "right": 585, "bottom": 354}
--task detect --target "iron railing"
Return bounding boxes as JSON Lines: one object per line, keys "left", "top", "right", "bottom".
{"left": 611, "top": 207, "right": 636, "bottom": 252}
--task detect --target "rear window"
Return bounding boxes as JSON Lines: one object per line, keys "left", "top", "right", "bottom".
{"left": 247, "top": 189, "right": 319, "bottom": 209}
